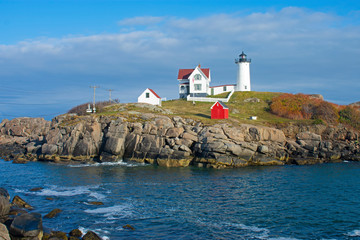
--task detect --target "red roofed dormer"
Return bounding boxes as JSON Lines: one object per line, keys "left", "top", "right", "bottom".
{"left": 177, "top": 68, "right": 210, "bottom": 80}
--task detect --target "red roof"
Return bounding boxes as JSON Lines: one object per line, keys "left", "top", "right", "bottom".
{"left": 211, "top": 101, "right": 229, "bottom": 109}
{"left": 177, "top": 68, "right": 210, "bottom": 80}
{"left": 148, "top": 88, "right": 161, "bottom": 99}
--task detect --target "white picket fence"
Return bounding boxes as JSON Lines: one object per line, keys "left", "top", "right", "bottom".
{"left": 187, "top": 89, "right": 235, "bottom": 103}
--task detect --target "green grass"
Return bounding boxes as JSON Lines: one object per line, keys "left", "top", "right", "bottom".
{"left": 92, "top": 92, "right": 317, "bottom": 126}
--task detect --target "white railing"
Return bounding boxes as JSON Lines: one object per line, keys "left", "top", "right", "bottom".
{"left": 187, "top": 89, "right": 235, "bottom": 103}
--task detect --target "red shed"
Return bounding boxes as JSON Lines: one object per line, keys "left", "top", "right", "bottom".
{"left": 211, "top": 101, "right": 229, "bottom": 119}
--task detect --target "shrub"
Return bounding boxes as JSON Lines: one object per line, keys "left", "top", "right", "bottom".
{"left": 68, "top": 102, "right": 91, "bottom": 115}
{"left": 270, "top": 93, "right": 339, "bottom": 124}
{"left": 339, "top": 106, "right": 360, "bottom": 130}
{"left": 270, "top": 93, "right": 316, "bottom": 120}
{"left": 68, "top": 101, "right": 116, "bottom": 115}
{"left": 311, "top": 101, "right": 339, "bottom": 124}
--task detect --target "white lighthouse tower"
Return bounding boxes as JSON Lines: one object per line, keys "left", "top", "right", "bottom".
{"left": 235, "top": 51, "right": 251, "bottom": 91}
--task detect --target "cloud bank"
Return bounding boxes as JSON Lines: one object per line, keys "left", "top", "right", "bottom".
{"left": 1, "top": 7, "right": 359, "bottom": 119}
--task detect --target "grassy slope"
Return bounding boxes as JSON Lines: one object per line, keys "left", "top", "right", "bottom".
{"left": 99, "top": 91, "right": 315, "bottom": 126}
{"left": 162, "top": 91, "right": 314, "bottom": 126}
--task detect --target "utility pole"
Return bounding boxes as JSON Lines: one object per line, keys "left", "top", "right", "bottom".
{"left": 90, "top": 85, "right": 100, "bottom": 113}
{"left": 106, "top": 89, "right": 114, "bottom": 102}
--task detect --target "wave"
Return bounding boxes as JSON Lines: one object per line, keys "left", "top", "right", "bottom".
{"left": 89, "top": 192, "right": 106, "bottom": 200}
{"left": 67, "top": 160, "right": 147, "bottom": 168}
{"left": 226, "top": 223, "right": 270, "bottom": 239}
{"left": 84, "top": 204, "right": 133, "bottom": 219}
{"left": 197, "top": 220, "right": 303, "bottom": 240}
{"left": 347, "top": 229, "right": 360, "bottom": 237}
{"left": 29, "top": 185, "right": 103, "bottom": 199}
{"left": 78, "top": 226, "right": 110, "bottom": 240}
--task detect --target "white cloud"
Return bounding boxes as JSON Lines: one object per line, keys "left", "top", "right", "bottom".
{"left": 0, "top": 7, "right": 360, "bottom": 119}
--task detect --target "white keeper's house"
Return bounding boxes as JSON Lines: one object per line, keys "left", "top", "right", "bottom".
{"left": 138, "top": 88, "right": 162, "bottom": 106}
{"left": 178, "top": 51, "right": 251, "bottom": 99}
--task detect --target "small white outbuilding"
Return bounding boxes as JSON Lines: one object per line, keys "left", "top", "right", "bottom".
{"left": 137, "top": 88, "right": 162, "bottom": 106}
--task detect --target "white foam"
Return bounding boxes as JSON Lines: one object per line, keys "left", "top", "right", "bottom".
{"left": 84, "top": 204, "right": 133, "bottom": 219}
{"left": 224, "top": 222, "right": 270, "bottom": 239}
{"left": 13, "top": 188, "right": 27, "bottom": 193}
{"left": 34, "top": 185, "right": 100, "bottom": 197}
{"left": 89, "top": 192, "right": 106, "bottom": 200}
{"left": 347, "top": 229, "right": 360, "bottom": 237}
{"left": 78, "top": 226, "right": 109, "bottom": 240}
{"left": 67, "top": 160, "right": 146, "bottom": 168}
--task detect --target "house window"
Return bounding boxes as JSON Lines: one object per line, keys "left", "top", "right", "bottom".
{"left": 194, "top": 84, "right": 202, "bottom": 91}
{"left": 146, "top": 92, "right": 150, "bottom": 98}
{"left": 194, "top": 74, "right": 202, "bottom": 80}
{"left": 223, "top": 86, "right": 227, "bottom": 91}
{"left": 245, "top": 86, "right": 247, "bottom": 90}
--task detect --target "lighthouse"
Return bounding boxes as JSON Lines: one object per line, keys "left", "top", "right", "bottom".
{"left": 235, "top": 51, "right": 251, "bottom": 91}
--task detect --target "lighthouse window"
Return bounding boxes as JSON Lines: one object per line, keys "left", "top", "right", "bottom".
{"left": 245, "top": 86, "right": 247, "bottom": 90}
{"left": 194, "top": 74, "right": 202, "bottom": 80}
{"left": 194, "top": 84, "right": 202, "bottom": 91}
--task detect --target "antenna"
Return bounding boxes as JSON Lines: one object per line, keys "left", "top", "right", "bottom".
{"left": 90, "top": 85, "right": 100, "bottom": 113}
{"left": 106, "top": 89, "right": 114, "bottom": 102}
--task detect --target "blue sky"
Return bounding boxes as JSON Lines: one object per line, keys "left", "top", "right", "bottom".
{"left": 1, "top": 0, "right": 360, "bottom": 120}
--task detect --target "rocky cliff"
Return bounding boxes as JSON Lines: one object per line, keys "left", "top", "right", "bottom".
{"left": 0, "top": 113, "right": 359, "bottom": 168}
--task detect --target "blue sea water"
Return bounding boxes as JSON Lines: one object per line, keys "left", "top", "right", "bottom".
{"left": 0, "top": 159, "right": 359, "bottom": 240}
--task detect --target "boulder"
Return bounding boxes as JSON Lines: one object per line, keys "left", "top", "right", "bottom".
{"left": 0, "top": 188, "right": 10, "bottom": 201}
{"left": 29, "top": 187, "right": 43, "bottom": 192}
{"left": 44, "top": 208, "right": 62, "bottom": 219}
{"left": 0, "top": 196, "right": 10, "bottom": 217}
{"left": 0, "top": 223, "right": 10, "bottom": 240}
{"left": 8, "top": 207, "right": 27, "bottom": 216}
{"left": 82, "top": 231, "right": 101, "bottom": 240}
{"left": 50, "top": 231, "right": 68, "bottom": 240}
{"left": 88, "top": 201, "right": 104, "bottom": 205}
{"left": 9, "top": 212, "right": 43, "bottom": 239}
{"left": 296, "top": 131, "right": 321, "bottom": 142}
{"left": 103, "top": 137, "right": 125, "bottom": 156}
{"left": 41, "top": 144, "right": 58, "bottom": 155}
{"left": 257, "top": 145, "right": 269, "bottom": 154}
{"left": 222, "top": 127, "right": 245, "bottom": 142}
{"left": 123, "top": 224, "right": 135, "bottom": 230}
{"left": 12, "top": 196, "right": 33, "bottom": 210}
{"left": 181, "top": 132, "right": 198, "bottom": 142}
{"left": 166, "top": 127, "right": 184, "bottom": 138}
{"left": 69, "top": 229, "right": 82, "bottom": 238}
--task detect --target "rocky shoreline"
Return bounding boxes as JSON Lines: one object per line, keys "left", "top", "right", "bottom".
{"left": 0, "top": 187, "right": 107, "bottom": 240}
{"left": 0, "top": 113, "right": 359, "bottom": 168}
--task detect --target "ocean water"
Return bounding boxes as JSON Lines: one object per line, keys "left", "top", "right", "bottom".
{"left": 0, "top": 159, "right": 359, "bottom": 240}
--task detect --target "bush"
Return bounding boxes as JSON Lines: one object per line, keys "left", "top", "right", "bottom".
{"left": 68, "top": 101, "right": 116, "bottom": 115}
{"left": 270, "top": 93, "right": 317, "bottom": 120}
{"left": 339, "top": 106, "right": 360, "bottom": 130}
{"left": 68, "top": 102, "right": 91, "bottom": 115}
{"left": 270, "top": 93, "right": 339, "bottom": 124}
{"left": 311, "top": 101, "right": 339, "bottom": 124}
